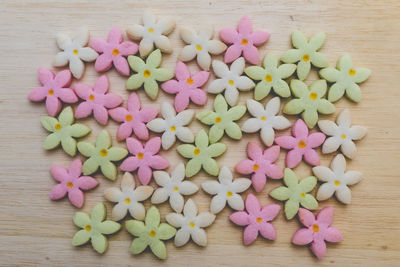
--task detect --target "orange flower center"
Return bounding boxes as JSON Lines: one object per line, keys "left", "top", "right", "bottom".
{"left": 298, "top": 140, "right": 307, "bottom": 149}
{"left": 85, "top": 225, "right": 91, "bottom": 232}
{"left": 252, "top": 164, "right": 259, "bottom": 171}
{"left": 88, "top": 94, "right": 95, "bottom": 101}
{"left": 265, "top": 74, "right": 272, "bottom": 82}
{"left": 256, "top": 217, "right": 262, "bottom": 223}
{"left": 100, "top": 148, "right": 108, "bottom": 157}
{"left": 125, "top": 114, "right": 133, "bottom": 122}
{"left": 112, "top": 48, "right": 120, "bottom": 56}
{"left": 186, "top": 78, "right": 194, "bottom": 85}
{"left": 73, "top": 49, "right": 79, "bottom": 56}
{"left": 54, "top": 123, "right": 62, "bottom": 130}
{"left": 241, "top": 38, "right": 248, "bottom": 45}
{"left": 48, "top": 89, "right": 54, "bottom": 95}
{"left": 195, "top": 44, "right": 202, "bottom": 51}
{"left": 309, "top": 92, "right": 318, "bottom": 100}
{"left": 124, "top": 198, "right": 131, "bottom": 204}
{"left": 215, "top": 117, "right": 222, "bottom": 123}
{"left": 149, "top": 230, "right": 156, "bottom": 237}
{"left": 349, "top": 69, "right": 356, "bottom": 76}
{"left": 66, "top": 182, "right": 74, "bottom": 188}
{"left": 334, "top": 180, "right": 341, "bottom": 186}
{"left": 137, "top": 152, "right": 144, "bottom": 159}
{"left": 194, "top": 148, "right": 200, "bottom": 155}
{"left": 302, "top": 54, "right": 310, "bottom": 62}
{"left": 143, "top": 69, "right": 151, "bottom": 78}
{"left": 312, "top": 224, "right": 319, "bottom": 232}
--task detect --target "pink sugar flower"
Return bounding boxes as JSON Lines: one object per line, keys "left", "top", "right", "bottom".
{"left": 275, "top": 119, "right": 325, "bottom": 168}
{"left": 74, "top": 75, "right": 123, "bottom": 125}
{"left": 161, "top": 61, "right": 209, "bottom": 112}
{"left": 120, "top": 137, "right": 169, "bottom": 185}
{"left": 219, "top": 16, "right": 270, "bottom": 65}
{"left": 28, "top": 67, "right": 78, "bottom": 116}
{"left": 109, "top": 92, "right": 158, "bottom": 141}
{"left": 230, "top": 194, "right": 280, "bottom": 245}
{"left": 292, "top": 207, "right": 343, "bottom": 259}
{"left": 49, "top": 159, "right": 98, "bottom": 208}
{"left": 235, "top": 142, "right": 283, "bottom": 192}
{"left": 90, "top": 26, "right": 138, "bottom": 76}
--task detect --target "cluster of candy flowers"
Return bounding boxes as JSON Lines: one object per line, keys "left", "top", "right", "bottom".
{"left": 28, "top": 12, "right": 370, "bottom": 260}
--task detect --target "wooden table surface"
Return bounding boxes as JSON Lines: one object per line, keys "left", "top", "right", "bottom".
{"left": 1, "top": 0, "right": 400, "bottom": 266}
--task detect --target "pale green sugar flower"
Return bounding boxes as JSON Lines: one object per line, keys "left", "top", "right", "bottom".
{"left": 72, "top": 203, "right": 121, "bottom": 254}
{"left": 126, "top": 206, "right": 176, "bottom": 260}
{"left": 283, "top": 79, "right": 335, "bottom": 128}
{"left": 41, "top": 106, "right": 90, "bottom": 156}
{"left": 126, "top": 49, "right": 173, "bottom": 100}
{"left": 196, "top": 94, "right": 246, "bottom": 143}
{"left": 320, "top": 54, "right": 371, "bottom": 103}
{"left": 281, "top": 30, "right": 328, "bottom": 81}
{"left": 269, "top": 168, "right": 318, "bottom": 220}
{"left": 245, "top": 52, "right": 296, "bottom": 100}
{"left": 177, "top": 129, "right": 226, "bottom": 177}
{"left": 77, "top": 130, "right": 128, "bottom": 180}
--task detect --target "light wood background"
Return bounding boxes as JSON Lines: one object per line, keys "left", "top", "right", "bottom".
{"left": 1, "top": 0, "right": 400, "bottom": 266}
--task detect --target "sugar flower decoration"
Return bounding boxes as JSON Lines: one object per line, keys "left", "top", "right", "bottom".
{"left": 166, "top": 199, "right": 215, "bottom": 247}
{"left": 313, "top": 154, "right": 362, "bottom": 204}
{"left": 230, "top": 194, "right": 280, "bottom": 245}
{"left": 207, "top": 57, "right": 255, "bottom": 106}
{"left": 281, "top": 30, "right": 328, "bottom": 81}
{"left": 28, "top": 67, "right": 77, "bottom": 116}
{"left": 219, "top": 16, "right": 270, "bottom": 65}
{"left": 177, "top": 129, "right": 227, "bottom": 177}
{"left": 126, "top": 206, "right": 176, "bottom": 260}
{"left": 151, "top": 163, "right": 199, "bottom": 213}
{"left": 242, "top": 97, "right": 291, "bottom": 146}
{"left": 53, "top": 28, "right": 98, "bottom": 79}
{"left": 41, "top": 106, "right": 90, "bottom": 156}
{"left": 292, "top": 207, "right": 343, "bottom": 259}
{"left": 202, "top": 166, "right": 251, "bottom": 214}
{"left": 275, "top": 119, "right": 325, "bottom": 168}
{"left": 244, "top": 52, "right": 296, "bottom": 100}
{"left": 197, "top": 94, "right": 246, "bottom": 143}
{"left": 74, "top": 75, "right": 123, "bottom": 125}
{"left": 109, "top": 92, "right": 158, "bottom": 141}
{"left": 179, "top": 27, "right": 227, "bottom": 70}
{"left": 50, "top": 159, "right": 98, "bottom": 208}
{"left": 235, "top": 142, "right": 283, "bottom": 193}
{"left": 126, "top": 49, "right": 173, "bottom": 100}
{"left": 283, "top": 79, "right": 335, "bottom": 128}
{"left": 161, "top": 61, "right": 209, "bottom": 112}
{"left": 318, "top": 109, "right": 367, "bottom": 159}
{"left": 320, "top": 54, "right": 371, "bottom": 102}
{"left": 120, "top": 137, "right": 169, "bottom": 185}
{"left": 72, "top": 203, "right": 121, "bottom": 254}
{"left": 90, "top": 26, "right": 138, "bottom": 76}
{"left": 269, "top": 168, "right": 318, "bottom": 220}
{"left": 127, "top": 10, "right": 175, "bottom": 57}
{"left": 77, "top": 130, "right": 128, "bottom": 180}
{"left": 104, "top": 172, "right": 153, "bottom": 221}
{"left": 147, "top": 102, "right": 195, "bottom": 150}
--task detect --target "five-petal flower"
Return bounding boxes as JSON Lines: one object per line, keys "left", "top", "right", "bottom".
{"left": 219, "top": 16, "right": 270, "bottom": 65}
{"left": 275, "top": 119, "right": 325, "bottom": 168}
{"left": 126, "top": 206, "right": 176, "bottom": 260}
{"left": 313, "top": 154, "right": 363, "bottom": 204}
{"left": 269, "top": 168, "right": 318, "bottom": 220}
{"left": 77, "top": 130, "right": 128, "bottom": 180}
{"left": 161, "top": 61, "right": 210, "bottom": 112}
{"left": 197, "top": 94, "right": 246, "bottom": 143}
{"left": 320, "top": 54, "right": 371, "bottom": 102}
{"left": 281, "top": 30, "right": 328, "bottom": 81}
{"left": 202, "top": 166, "right": 251, "bottom": 214}
{"left": 120, "top": 137, "right": 169, "bottom": 185}
{"left": 109, "top": 92, "right": 158, "bottom": 141}
{"left": 90, "top": 26, "right": 138, "bottom": 76}
{"left": 166, "top": 199, "right": 215, "bottom": 247}
{"left": 292, "top": 207, "right": 343, "bottom": 259}
{"left": 72, "top": 203, "right": 121, "bottom": 254}
{"left": 126, "top": 49, "right": 173, "bottom": 99}
{"left": 41, "top": 106, "right": 91, "bottom": 156}
{"left": 283, "top": 79, "right": 336, "bottom": 128}
{"left": 50, "top": 159, "right": 98, "bottom": 208}
{"left": 230, "top": 194, "right": 280, "bottom": 245}
{"left": 151, "top": 162, "right": 199, "bottom": 212}
{"left": 235, "top": 142, "right": 283, "bottom": 192}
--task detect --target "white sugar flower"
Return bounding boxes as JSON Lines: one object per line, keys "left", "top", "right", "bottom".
{"left": 202, "top": 166, "right": 251, "bottom": 214}
{"left": 53, "top": 28, "right": 98, "bottom": 79}
{"left": 318, "top": 109, "right": 367, "bottom": 159}
{"left": 207, "top": 57, "right": 255, "bottom": 106}
{"left": 104, "top": 172, "right": 153, "bottom": 221}
{"left": 127, "top": 10, "right": 175, "bottom": 57}
{"left": 313, "top": 154, "right": 363, "bottom": 204}
{"left": 179, "top": 27, "right": 227, "bottom": 70}
{"left": 147, "top": 102, "right": 195, "bottom": 150}
{"left": 151, "top": 163, "right": 199, "bottom": 212}
{"left": 166, "top": 199, "right": 215, "bottom": 247}
{"left": 242, "top": 97, "right": 291, "bottom": 146}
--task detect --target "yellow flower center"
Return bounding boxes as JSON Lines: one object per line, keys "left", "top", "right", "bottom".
{"left": 298, "top": 140, "right": 306, "bottom": 149}
{"left": 48, "top": 89, "right": 54, "bottom": 95}
{"left": 252, "top": 164, "right": 259, "bottom": 171}
{"left": 256, "top": 217, "right": 262, "bottom": 223}
{"left": 341, "top": 134, "right": 347, "bottom": 139}
{"left": 195, "top": 44, "right": 202, "bottom": 51}
{"left": 143, "top": 69, "right": 151, "bottom": 78}
{"left": 228, "top": 80, "right": 234, "bottom": 86}
{"left": 226, "top": 191, "right": 233, "bottom": 197}
{"left": 312, "top": 224, "right": 319, "bottom": 232}
{"left": 300, "top": 192, "right": 306, "bottom": 198}
{"left": 174, "top": 186, "right": 179, "bottom": 191}
{"left": 260, "top": 116, "right": 266, "bottom": 121}
{"left": 186, "top": 78, "right": 194, "bottom": 85}
{"left": 137, "top": 152, "right": 144, "bottom": 159}
{"left": 88, "top": 94, "right": 95, "bottom": 101}
{"left": 85, "top": 225, "right": 92, "bottom": 232}
{"left": 334, "top": 180, "right": 341, "bottom": 186}
{"left": 100, "top": 148, "right": 108, "bottom": 157}
{"left": 189, "top": 222, "right": 196, "bottom": 228}
{"left": 194, "top": 148, "right": 200, "bottom": 155}
{"left": 170, "top": 126, "right": 176, "bottom": 131}
{"left": 112, "top": 48, "right": 120, "bottom": 56}
{"left": 215, "top": 117, "right": 222, "bottom": 123}
{"left": 124, "top": 198, "right": 131, "bottom": 204}
{"left": 309, "top": 92, "right": 318, "bottom": 100}
{"left": 265, "top": 74, "right": 272, "bottom": 82}
{"left": 241, "top": 38, "right": 248, "bottom": 45}
{"left": 54, "top": 123, "right": 62, "bottom": 130}
{"left": 148, "top": 27, "right": 154, "bottom": 33}
{"left": 66, "top": 182, "right": 74, "bottom": 188}
{"left": 349, "top": 69, "right": 356, "bottom": 76}
{"left": 125, "top": 114, "right": 133, "bottom": 122}
{"left": 73, "top": 49, "right": 79, "bottom": 56}
{"left": 302, "top": 54, "right": 310, "bottom": 62}
{"left": 149, "top": 230, "right": 156, "bottom": 237}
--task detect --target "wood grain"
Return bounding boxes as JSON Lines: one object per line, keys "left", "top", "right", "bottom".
{"left": 1, "top": 0, "right": 400, "bottom": 266}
